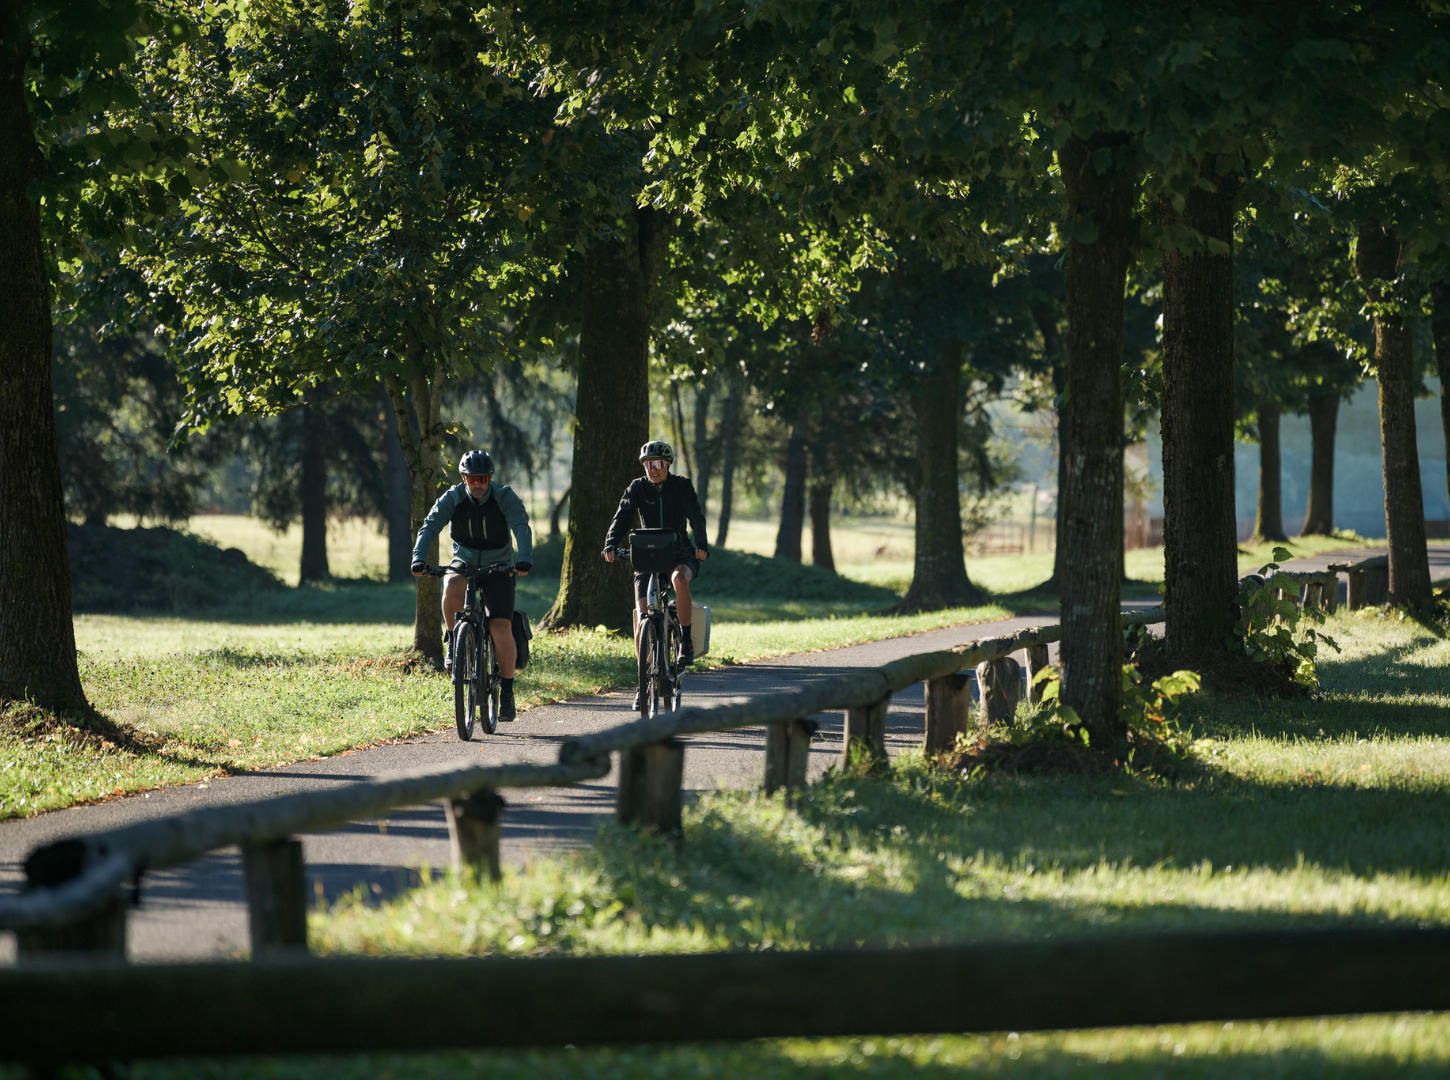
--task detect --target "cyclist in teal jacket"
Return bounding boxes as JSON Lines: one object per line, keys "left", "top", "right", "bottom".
{"left": 412, "top": 451, "right": 532, "bottom": 718}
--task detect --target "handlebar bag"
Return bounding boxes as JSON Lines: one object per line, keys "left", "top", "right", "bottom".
{"left": 512, "top": 610, "right": 532, "bottom": 671}
{"left": 629, "top": 528, "right": 679, "bottom": 575}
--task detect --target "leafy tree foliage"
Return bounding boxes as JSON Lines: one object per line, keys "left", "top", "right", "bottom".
{"left": 107, "top": 0, "right": 587, "bottom": 656}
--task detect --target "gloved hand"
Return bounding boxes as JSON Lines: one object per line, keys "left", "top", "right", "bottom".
{"left": 514, "top": 561, "right": 532, "bottom": 576}
{"left": 411, "top": 560, "right": 427, "bottom": 577}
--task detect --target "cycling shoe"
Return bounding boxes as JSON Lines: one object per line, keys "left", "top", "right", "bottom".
{"left": 500, "top": 683, "right": 516, "bottom": 721}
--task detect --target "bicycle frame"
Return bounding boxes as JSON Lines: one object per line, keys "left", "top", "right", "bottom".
{"left": 638, "top": 566, "right": 684, "bottom": 716}
{"left": 427, "top": 562, "right": 512, "bottom": 738}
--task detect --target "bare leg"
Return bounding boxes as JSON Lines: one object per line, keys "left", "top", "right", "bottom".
{"left": 488, "top": 617, "right": 516, "bottom": 678}
{"left": 442, "top": 574, "right": 466, "bottom": 634}
{"left": 672, "top": 566, "right": 694, "bottom": 627}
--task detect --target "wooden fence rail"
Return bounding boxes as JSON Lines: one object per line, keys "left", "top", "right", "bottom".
{"left": 4, "top": 927, "right": 1450, "bottom": 1063}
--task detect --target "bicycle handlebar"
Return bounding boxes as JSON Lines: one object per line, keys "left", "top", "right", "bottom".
{"left": 421, "top": 563, "right": 516, "bottom": 578}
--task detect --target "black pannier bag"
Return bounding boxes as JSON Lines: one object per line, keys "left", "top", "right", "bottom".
{"left": 628, "top": 528, "right": 679, "bottom": 575}
{"left": 512, "top": 610, "right": 533, "bottom": 671}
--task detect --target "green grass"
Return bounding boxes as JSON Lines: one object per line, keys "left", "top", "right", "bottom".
{"left": 134, "top": 613, "right": 1444, "bottom": 1077}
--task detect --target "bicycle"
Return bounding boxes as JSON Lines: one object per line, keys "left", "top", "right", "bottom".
{"left": 424, "top": 562, "right": 515, "bottom": 740}
{"left": 607, "top": 532, "right": 688, "bottom": 719}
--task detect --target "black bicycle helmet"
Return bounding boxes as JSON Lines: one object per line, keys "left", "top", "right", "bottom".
{"left": 459, "top": 450, "right": 494, "bottom": 476}
{"left": 638, "top": 439, "right": 675, "bottom": 464}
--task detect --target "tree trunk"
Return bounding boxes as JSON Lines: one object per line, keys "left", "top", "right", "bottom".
{"left": 1357, "top": 221, "right": 1432, "bottom": 608}
{"left": 774, "top": 410, "right": 808, "bottom": 562}
{"left": 809, "top": 480, "right": 835, "bottom": 571}
{"left": 386, "top": 363, "right": 446, "bottom": 662}
{"left": 901, "top": 341, "right": 985, "bottom": 610}
{"left": 716, "top": 372, "right": 740, "bottom": 549}
{"left": 1302, "top": 393, "right": 1339, "bottom": 536}
{"left": 298, "top": 404, "right": 329, "bottom": 584}
{"left": 1431, "top": 281, "right": 1450, "bottom": 527}
{"left": 379, "top": 382, "right": 413, "bottom": 581}
{"left": 545, "top": 208, "right": 673, "bottom": 631}
{"left": 1253, "top": 402, "right": 1286, "bottom": 543}
{"left": 693, "top": 375, "right": 716, "bottom": 511}
{"left": 1056, "top": 134, "right": 1138, "bottom": 744}
{"left": 0, "top": 19, "right": 87, "bottom": 712}
{"left": 1157, "top": 155, "right": 1240, "bottom": 661}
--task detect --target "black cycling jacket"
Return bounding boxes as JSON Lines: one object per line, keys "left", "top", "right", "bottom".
{"left": 605, "top": 473, "right": 709, "bottom": 556}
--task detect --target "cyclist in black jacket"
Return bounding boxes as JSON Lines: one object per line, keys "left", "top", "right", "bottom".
{"left": 604, "top": 440, "right": 709, "bottom": 704}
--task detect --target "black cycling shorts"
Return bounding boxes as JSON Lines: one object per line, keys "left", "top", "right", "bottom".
{"left": 449, "top": 559, "right": 515, "bottom": 621}
{"left": 634, "top": 556, "right": 697, "bottom": 602}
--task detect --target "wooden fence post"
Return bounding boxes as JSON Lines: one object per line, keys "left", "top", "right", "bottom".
{"left": 241, "top": 838, "right": 308, "bottom": 957}
{"left": 1365, "top": 563, "right": 1389, "bottom": 606}
{"left": 1304, "top": 581, "right": 1323, "bottom": 612}
{"left": 843, "top": 698, "right": 889, "bottom": 769}
{"left": 976, "top": 657, "right": 1022, "bottom": 727}
{"left": 786, "top": 719, "right": 816, "bottom": 795}
{"left": 1348, "top": 569, "right": 1366, "bottom": 610}
{"left": 764, "top": 722, "right": 789, "bottom": 795}
{"left": 444, "top": 790, "right": 505, "bottom": 882}
{"left": 1025, "top": 645, "right": 1051, "bottom": 704}
{"left": 14, "top": 841, "right": 127, "bottom": 962}
{"left": 765, "top": 719, "right": 818, "bottom": 797}
{"left": 617, "top": 740, "right": 685, "bottom": 836}
{"left": 1322, "top": 574, "right": 1339, "bottom": 614}
{"left": 923, "top": 672, "right": 972, "bottom": 756}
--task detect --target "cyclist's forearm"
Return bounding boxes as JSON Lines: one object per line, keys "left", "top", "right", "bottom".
{"left": 500, "top": 487, "right": 533, "bottom": 562}
{"left": 412, "top": 488, "right": 458, "bottom": 564}
{"left": 604, "top": 499, "right": 634, "bottom": 548}
{"left": 511, "top": 521, "right": 533, "bottom": 564}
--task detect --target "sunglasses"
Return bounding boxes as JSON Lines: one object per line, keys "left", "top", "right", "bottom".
{"left": 463, "top": 473, "right": 493, "bottom": 482}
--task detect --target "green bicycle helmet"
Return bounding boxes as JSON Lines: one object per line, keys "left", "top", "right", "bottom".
{"left": 639, "top": 439, "right": 675, "bottom": 464}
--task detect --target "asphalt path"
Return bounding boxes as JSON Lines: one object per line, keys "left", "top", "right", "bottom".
{"left": 2, "top": 545, "right": 1437, "bottom": 965}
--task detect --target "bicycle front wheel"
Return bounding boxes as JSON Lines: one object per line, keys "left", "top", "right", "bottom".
{"left": 639, "top": 618, "right": 665, "bottom": 719}
{"left": 453, "top": 621, "right": 479, "bottom": 741}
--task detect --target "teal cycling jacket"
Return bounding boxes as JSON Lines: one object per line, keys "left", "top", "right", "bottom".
{"left": 413, "top": 481, "right": 533, "bottom": 569}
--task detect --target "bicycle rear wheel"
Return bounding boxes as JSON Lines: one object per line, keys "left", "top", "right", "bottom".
{"left": 482, "top": 630, "right": 501, "bottom": 735}
{"left": 453, "top": 621, "right": 478, "bottom": 741}
{"left": 639, "top": 618, "right": 665, "bottom": 719}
